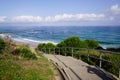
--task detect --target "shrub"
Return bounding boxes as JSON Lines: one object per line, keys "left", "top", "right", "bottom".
{"left": 45, "top": 43, "right": 56, "bottom": 48}
{"left": 38, "top": 43, "right": 55, "bottom": 49}
{"left": 15, "top": 46, "right": 37, "bottom": 59}
{"left": 38, "top": 43, "right": 46, "bottom": 49}
{"left": 84, "top": 39, "right": 100, "bottom": 49}
{"left": 0, "top": 38, "right": 5, "bottom": 51}
{"left": 57, "top": 36, "right": 82, "bottom": 48}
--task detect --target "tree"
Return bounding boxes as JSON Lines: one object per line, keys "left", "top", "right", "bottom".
{"left": 84, "top": 39, "right": 99, "bottom": 49}
{"left": 57, "top": 36, "right": 82, "bottom": 48}
{"left": 57, "top": 36, "right": 83, "bottom": 56}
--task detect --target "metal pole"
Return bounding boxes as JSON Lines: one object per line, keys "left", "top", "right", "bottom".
{"left": 99, "top": 51, "right": 102, "bottom": 68}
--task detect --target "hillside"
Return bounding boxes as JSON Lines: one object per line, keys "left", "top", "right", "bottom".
{"left": 0, "top": 38, "right": 54, "bottom": 80}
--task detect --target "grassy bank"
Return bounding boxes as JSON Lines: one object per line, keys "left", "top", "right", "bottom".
{"left": 0, "top": 38, "right": 54, "bottom": 80}
{"left": 0, "top": 51, "right": 54, "bottom": 80}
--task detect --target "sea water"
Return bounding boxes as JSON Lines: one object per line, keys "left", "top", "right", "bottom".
{"left": 0, "top": 26, "right": 120, "bottom": 49}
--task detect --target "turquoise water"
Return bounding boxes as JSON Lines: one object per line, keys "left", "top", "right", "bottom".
{"left": 0, "top": 26, "right": 120, "bottom": 48}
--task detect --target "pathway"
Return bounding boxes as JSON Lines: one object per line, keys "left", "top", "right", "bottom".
{"left": 44, "top": 54, "right": 116, "bottom": 80}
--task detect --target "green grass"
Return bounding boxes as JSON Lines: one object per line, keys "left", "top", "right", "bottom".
{"left": 0, "top": 53, "right": 54, "bottom": 80}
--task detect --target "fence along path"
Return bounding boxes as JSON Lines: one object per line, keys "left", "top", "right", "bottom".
{"left": 40, "top": 47, "right": 119, "bottom": 80}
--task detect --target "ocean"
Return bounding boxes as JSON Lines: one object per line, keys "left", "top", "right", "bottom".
{"left": 0, "top": 26, "right": 120, "bottom": 49}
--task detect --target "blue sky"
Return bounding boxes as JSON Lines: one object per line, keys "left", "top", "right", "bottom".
{"left": 0, "top": 0, "right": 120, "bottom": 26}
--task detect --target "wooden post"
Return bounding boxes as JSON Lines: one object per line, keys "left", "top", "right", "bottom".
{"left": 99, "top": 51, "right": 102, "bottom": 68}
{"left": 54, "top": 48, "right": 55, "bottom": 55}
{"left": 59, "top": 48, "right": 60, "bottom": 55}
{"left": 41, "top": 48, "right": 43, "bottom": 53}
{"left": 49, "top": 48, "right": 50, "bottom": 54}
{"left": 45, "top": 48, "right": 46, "bottom": 53}
{"left": 72, "top": 48, "right": 73, "bottom": 57}
{"left": 65, "top": 47, "right": 66, "bottom": 56}
{"left": 40, "top": 48, "right": 42, "bottom": 52}
{"left": 119, "top": 63, "right": 120, "bottom": 79}
{"left": 79, "top": 54, "right": 81, "bottom": 60}
{"left": 87, "top": 49, "right": 89, "bottom": 62}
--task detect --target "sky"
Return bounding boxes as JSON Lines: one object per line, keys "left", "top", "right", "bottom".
{"left": 0, "top": 0, "right": 120, "bottom": 26}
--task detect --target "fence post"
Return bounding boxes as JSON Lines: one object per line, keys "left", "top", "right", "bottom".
{"left": 119, "top": 63, "right": 120, "bottom": 78}
{"left": 87, "top": 49, "right": 89, "bottom": 62}
{"left": 44, "top": 48, "right": 46, "bottom": 53}
{"left": 40, "top": 48, "right": 42, "bottom": 52}
{"left": 59, "top": 48, "right": 60, "bottom": 55}
{"left": 65, "top": 47, "right": 66, "bottom": 56}
{"left": 79, "top": 54, "right": 81, "bottom": 60}
{"left": 41, "top": 48, "right": 43, "bottom": 53}
{"left": 99, "top": 51, "right": 102, "bottom": 68}
{"left": 54, "top": 48, "right": 55, "bottom": 55}
{"left": 72, "top": 48, "right": 73, "bottom": 57}
{"left": 48, "top": 48, "right": 50, "bottom": 54}
{"left": 78, "top": 48, "right": 81, "bottom": 59}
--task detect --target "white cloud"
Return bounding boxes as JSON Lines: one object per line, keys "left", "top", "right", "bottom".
{"left": 11, "top": 15, "right": 42, "bottom": 22}
{"left": 110, "top": 4, "right": 120, "bottom": 15}
{"left": 0, "top": 16, "right": 7, "bottom": 22}
{"left": 1, "top": 4, "right": 120, "bottom": 24}
{"left": 45, "top": 13, "right": 106, "bottom": 22}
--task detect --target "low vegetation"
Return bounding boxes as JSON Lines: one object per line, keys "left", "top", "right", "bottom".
{"left": 13, "top": 46, "right": 37, "bottom": 59}
{"left": 0, "top": 38, "right": 5, "bottom": 52}
{"left": 0, "top": 38, "right": 54, "bottom": 80}
{"left": 37, "top": 36, "right": 101, "bottom": 56}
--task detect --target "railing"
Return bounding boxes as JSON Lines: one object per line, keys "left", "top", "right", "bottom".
{"left": 39, "top": 47, "right": 120, "bottom": 78}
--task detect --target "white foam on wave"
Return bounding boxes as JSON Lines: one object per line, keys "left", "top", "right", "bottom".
{"left": 0, "top": 33, "right": 11, "bottom": 38}
{"left": 13, "top": 37, "right": 58, "bottom": 45}
{"left": 100, "top": 44, "right": 120, "bottom": 49}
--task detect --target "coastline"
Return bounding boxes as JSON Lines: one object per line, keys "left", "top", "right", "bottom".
{"left": 0, "top": 33, "right": 120, "bottom": 52}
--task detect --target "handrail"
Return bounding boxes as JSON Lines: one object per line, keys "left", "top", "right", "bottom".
{"left": 39, "top": 47, "right": 120, "bottom": 78}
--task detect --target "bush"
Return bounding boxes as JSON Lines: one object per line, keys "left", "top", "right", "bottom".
{"left": 0, "top": 38, "right": 5, "bottom": 51}
{"left": 57, "top": 36, "right": 100, "bottom": 49}
{"left": 38, "top": 43, "right": 55, "bottom": 49}
{"left": 15, "top": 46, "right": 37, "bottom": 59}
{"left": 84, "top": 39, "right": 100, "bottom": 49}
{"left": 57, "top": 36, "right": 82, "bottom": 48}
{"left": 37, "top": 43, "right": 56, "bottom": 53}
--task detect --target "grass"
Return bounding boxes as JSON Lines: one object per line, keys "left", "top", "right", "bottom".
{"left": 0, "top": 52, "right": 54, "bottom": 80}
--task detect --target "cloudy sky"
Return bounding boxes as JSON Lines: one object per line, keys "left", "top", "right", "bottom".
{"left": 0, "top": 0, "right": 120, "bottom": 26}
